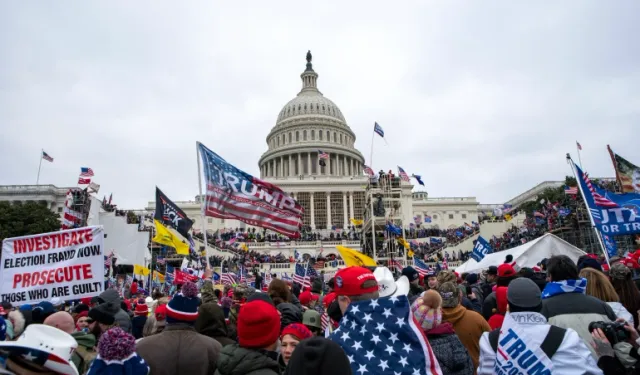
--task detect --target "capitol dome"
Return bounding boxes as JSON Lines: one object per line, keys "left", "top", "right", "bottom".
{"left": 259, "top": 51, "right": 365, "bottom": 180}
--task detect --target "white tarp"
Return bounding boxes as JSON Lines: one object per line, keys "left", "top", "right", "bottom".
{"left": 455, "top": 233, "right": 586, "bottom": 274}
{"left": 99, "top": 212, "right": 150, "bottom": 266}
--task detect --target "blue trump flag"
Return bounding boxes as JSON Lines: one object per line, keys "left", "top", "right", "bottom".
{"left": 574, "top": 161, "right": 640, "bottom": 236}
{"left": 330, "top": 295, "right": 442, "bottom": 375}
{"left": 198, "top": 142, "right": 303, "bottom": 238}
{"left": 602, "top": 234, "right": 618, "bottom": 259}
{"left": 471, "top": 236, "right": 493, "bottom": 262}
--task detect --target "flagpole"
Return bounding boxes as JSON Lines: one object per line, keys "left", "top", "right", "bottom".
{"left": 567, "top": 155, "right": 610, "bottom": 266}
{"left": 369, "top": 129, "right": 375, "bottom": 171}
{"left": 36, "top": 149, "right": 43, "bottom": 185}
{"left": 196, "top": 142, "right": 210, "bottom": 263}
{"left": 576, "top": 141, "right": 584, "bottom": 168}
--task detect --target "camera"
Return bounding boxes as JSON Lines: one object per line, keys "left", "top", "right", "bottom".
{"left": 588, "top": 321, "right": 630, "bottom": 344}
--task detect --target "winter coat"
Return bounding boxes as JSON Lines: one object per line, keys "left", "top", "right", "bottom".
{"left": 136, "top": 323, "right": 222, "bottom": 375}
{"left": 201, "top": 280, "right": 220, "bottom": 305}
{"left": 195, "top": 302, "right": 236, "bottom": 347}
{"left": 132, "top": 315, "right": 147, "bottom": 339}
{"left": 481, "top": 291, "right": 497, "bottom": 320}
{"left": 408, "top": 283, "right": 425, "bottom": 304}
{"left": 98, "top": 289, "right": 131, "bottom": 333}
{"left": 277, "top": 303, "right": 303, "bottom": 331}
{"left": 71, "top": 331, "right": 97, "bottom": 374}
{"left": 442, "top": 304, "right": 491, "bottom": 370}
{"left": 426, "top": 322, "right": 474, "bottom": 375}
{"left": 607, "top": 301, "right": 634, "bottom": 324}
{"left": 541, "top": 292, "right": 617, "bottom": 359}
{"left": 214, "top": 344, "right": 280, "bottom": 375}
{"left": 477, "top": 312, "right": 602, "bottom": 375}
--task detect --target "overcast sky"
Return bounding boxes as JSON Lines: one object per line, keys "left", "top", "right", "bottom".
{"left": 2, "top": 1, "right": 639, "bottom": 209}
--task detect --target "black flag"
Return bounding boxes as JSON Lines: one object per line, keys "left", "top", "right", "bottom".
{"left": 154, "top": 187, "right": 193, "bottom": 238}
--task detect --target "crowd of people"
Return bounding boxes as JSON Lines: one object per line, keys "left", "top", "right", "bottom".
{"left": 3, "top": 252, "right": 640, "bottom": 374}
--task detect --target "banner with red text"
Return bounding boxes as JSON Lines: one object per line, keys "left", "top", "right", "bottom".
{"left": 1, "top": 226, "right": 105, "bottom": 305}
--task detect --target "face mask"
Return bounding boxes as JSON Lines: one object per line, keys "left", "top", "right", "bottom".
{"left": 327, "top": 300, "right": 342, "bottom": 322}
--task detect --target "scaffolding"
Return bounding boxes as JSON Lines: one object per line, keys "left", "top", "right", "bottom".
{"left": 361, "top": 174, "right": 408, "bottom": 262}
{"left": 68, "top": 188, "right": 92, "bottom": 228}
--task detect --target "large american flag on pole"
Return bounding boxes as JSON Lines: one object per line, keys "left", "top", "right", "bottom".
{"left": 198, "top": 142, "right": 303, "bottom": 238}
{"left": 398, "top": 166, "right": 410, "bottom": 182}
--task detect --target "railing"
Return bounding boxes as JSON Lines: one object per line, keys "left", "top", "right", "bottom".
{"left": 424, "top": 197, "right": 477, "bottom": 202}
{"left": 0, "top": 184, "right": 70, "bottom": 196}
{"left": 255, "top": 259, "right": 463, "bottom": 272}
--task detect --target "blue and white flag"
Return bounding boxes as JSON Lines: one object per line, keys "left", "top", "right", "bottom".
{"left": 574, "top": 161, "right": 640, "bottom": 236}
{"left": 471, "top": 236, "right": 493, "bottom": 262}
{"left": 329, "top": 295, "right": 442, "bottom": 375}
{"left": 374, "top": 122, "right": 385, "bottom": 138}
{"left": 602, "top": 233, "right": 618, "bottom": 259}
{"left": 198, "top": 142, "right": 303, "bottom": 238}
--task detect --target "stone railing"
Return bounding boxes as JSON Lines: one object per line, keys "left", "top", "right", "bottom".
{"left": 255, "top": 259, "right": 463, "bottom": 273}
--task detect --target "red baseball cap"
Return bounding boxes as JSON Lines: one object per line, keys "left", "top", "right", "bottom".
{"left": 334, "top": 266, "right": 378, "bottom": 296}
{"left": 497, "top": 264, "right": 516, "bottom": 278}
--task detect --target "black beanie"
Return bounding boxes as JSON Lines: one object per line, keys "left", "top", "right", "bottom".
{"left": 284, "top": 337, "right": 353, "bottom": 375}
{"left": 89, "top": 302, "right": 116, "bottom": 325}
{"left": 505, "top": 254, "right": 513, "bottom": 264}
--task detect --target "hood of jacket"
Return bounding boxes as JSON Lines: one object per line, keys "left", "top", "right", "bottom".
{"left": 195, "top": 302, "right": 228, "bottom": 339}
{"left": 99, "top": 289, "right": 121, "bottom": 305}
{"left": 216, "top": 344, "right": 279, "bottom": 375}
{"left": 442, "top": 304, "right": 467, "bottom": 325}
{"left": 426, "top": 321, "right": 455, "bottom": 336}
{"left": 71, "top": 331, "right": 96, "bottom": 348}
{"left": 277, "top": 303, "right": 302, "bottom": 330}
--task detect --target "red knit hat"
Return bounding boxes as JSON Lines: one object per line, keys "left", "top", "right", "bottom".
{"left": 497, "top": 264, "right": 516, "bottom": 278}
{"left": 155, "top": 304, "right": 167, "bottom": 320}
{"left": 334, "top": 267, "right": 378, "bottom": 296}
{"left": 81, "top": 297, "right": 92, "bottom": 306}
{"left": 298, "top": 291, "right": 318, "bottom": 306}
{"left": 323, "top": 292, "right": 337, "bottom": 308}
{"left": 237, "top": 300, "right": 280, "bottom": 349}
{"left": 134, "top": 302, "right": 149, "bottom": 316}
{"left": 281, "top": 323, "right": 312, "bottom": 341}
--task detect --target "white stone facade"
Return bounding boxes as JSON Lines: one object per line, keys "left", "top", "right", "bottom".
{"left": 0, "top": 185, "right": 71, "bottom": 218}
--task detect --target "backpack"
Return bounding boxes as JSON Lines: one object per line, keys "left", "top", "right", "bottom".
{"left": 488, "top": 325, "right": 566, "bottom": 359}
{"left": 74, "top": 345, "right": 98, "bottom": 375}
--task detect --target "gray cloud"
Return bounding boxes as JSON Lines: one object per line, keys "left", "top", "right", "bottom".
{"left": 1, "top": 1, "right": 639, "bottom": 208}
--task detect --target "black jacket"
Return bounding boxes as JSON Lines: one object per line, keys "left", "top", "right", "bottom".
{"left": 214, "top": 344, "right": 280, "bottom": 375}
{"left": 195, "top": 302, "right": 236, "bottom": 347}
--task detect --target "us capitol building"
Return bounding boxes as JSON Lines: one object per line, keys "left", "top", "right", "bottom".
{"left": 1, "top": 52, "right": 550, "bottom": 256}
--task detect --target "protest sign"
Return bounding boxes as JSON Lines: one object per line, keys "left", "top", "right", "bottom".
{"left": 1, "top": 226, "right": 105, "bottom": 305}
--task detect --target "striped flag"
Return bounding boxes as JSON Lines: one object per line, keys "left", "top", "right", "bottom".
{"left": 318, "top": 150, "right": 329, "bottom": 160}
{"left": 156, "top": 257, "right": 166, "bottom": 265}
{"left": 80, "top": 167, "right": 94, "bottom": 177}
{"left": 564, "top": 186, "right": 578, "bottom": 195}
{"left": 321, "top": 312, "right": 330, "bottom": 331}
{"left": 78, "top": 178, "right": 91, "bottom": 185}
{"left": 198, "top": 142, "right": 303, "bottom": 238}
{"left": 583, "top": 172, "right": 618, "bottom": 208}
{"left": 61, "top": 207, "right": 82, "bottom": 229}
{"left": 576, "top": 141, "right": 582, "bottom": 151}
{"left": 413, "top": 257, "right": 431, "bottom": 276}
{"left": 363, "top": 165, "right": 374, "bottom": 176}
{"left": 398, "top": 166, "right": 410, "bottom": 182}
{"left": 313, "top": 260, "right": 325, "bottom": 270}
{"left": 42, "top": 151, "right": 54, "bottom": 162}
{"left": 293, "top": 263, "right": 311, "bottom": 288}
{"left": 221, "top": 272, "right": 237, "bottom": 286}
{"left": 388, "top": 259, "right": 404, "bottom": 273}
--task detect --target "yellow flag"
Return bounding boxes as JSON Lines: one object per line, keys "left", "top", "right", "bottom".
{"left": 240, "top": 243, "right": 248, "bottom": 251}
{"left": 408, "top": 250, "right": 415, "bottom": 258}
{"left": 350, "top": 218, "right": 364, "bottom": 226}
{"left": 134, "top": 264, "right": 150, "bottom": 276}
{"left": 397, "top": 238, "right": 410, "bottom": 249}
{"left": 152, "top": 219, "right": 190, "bottom": 255}
{"left": 505, "top": 214, "right": 512, "bottom": 222}
{"left": 336, "top": 245, "right": 377, "bottom": 267}
{"left": 153, "top": 271, "right": 165, "bottom": 283}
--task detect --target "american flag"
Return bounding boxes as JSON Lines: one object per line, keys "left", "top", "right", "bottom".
{"left": 313, "top": 259, "right": 325, "bottom": 270}
{"left": 329, "top": 296, "right": 442, "bottom": 375}
{"left": 198, "top": 142, "right": 303, "bottom": 238}
{"left": 583, "top": 172, "right": 618, "bottom": 208}
{"left": 318, "top": 150, "right": 329, "bottom": 160}
{"left": 321, "top": 312, "right": 330, "bottom": 331}
{"left": 293, "top": 263, "right": 311, "bottom": 288}
{"left": 397, "top": 166, "right": 410, "bottom": 182}
{"left": 104, "top": 255, "right": 111, "bottom": 267}
{"left": 564, "top": 186, "right": 578, "bottom": 195}
{"left": 221, "top": 272, "right": 237, "bottom": 286}
{"left": 373, "top": 122, "right": 385, "bottom": 138}
{"left": 42, "top": 151, "right": 54, "bottom": 162}
{"left": 412, "top": 257, "right": 431, "bottom": 276}
{"left": 576, "top": 141, "right": 582, "bottom": 151}
{"left": 78, "top": 178, "right": 91, "bottom": 185}
{"left": 280, "top": 272, "right": 292, "bottom": 282}
{"left": 165, "top": 265, "right": 175, "bottom": 285}
{"left": 80, "top": 167, "right": 94, "bottom": 177}
{"left": 156, "top": 257, "right": 166, "bottom": 265}
{"left": 61, "top": 207, "right": 82, "bottom": 230}
{"left": 388, "top": 259, "right": 404, "bottom": 273}
{"left": 363, "top": 165, "right": 375, "bottom": 176}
